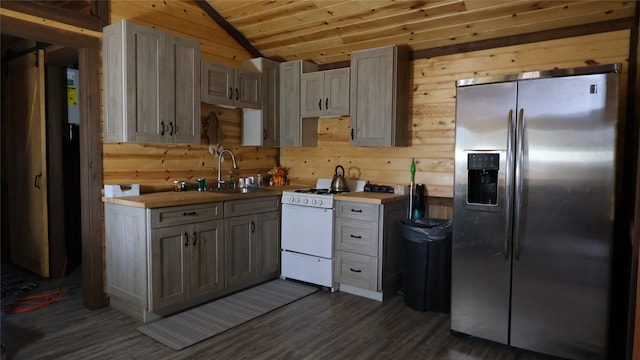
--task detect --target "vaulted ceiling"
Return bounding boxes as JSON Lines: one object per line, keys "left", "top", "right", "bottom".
{"left": 4, "top": 1, "right": 637, "bottom": 66}
{"left": 203, "top": 0, "right": 636, "bottom": 64}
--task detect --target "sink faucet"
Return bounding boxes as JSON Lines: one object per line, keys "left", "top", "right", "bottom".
{"left": 217, "top": 149, "right": 238, "bottom": 188}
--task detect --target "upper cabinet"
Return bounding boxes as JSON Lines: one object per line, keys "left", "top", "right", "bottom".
{"left": 279, "top": 60, "right": 319, "bottom": 147}
{"left": 242, "top": 58, "right": 280, "bottom": 146}
{"left": 349, "top": 45, "right": 409, "bottom": 147}
{"left": 301, "top": 68, "right": 350, "bottom": 118}
{"left": 102, "top": 20, "right": 201, "bottom": 144}
{"left": 201, "top": 61, "right": 260, "bottom": 109}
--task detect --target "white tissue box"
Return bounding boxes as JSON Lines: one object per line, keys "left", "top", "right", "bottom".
{"left": 104, "top": 184, "right": 140, "bottom": 197}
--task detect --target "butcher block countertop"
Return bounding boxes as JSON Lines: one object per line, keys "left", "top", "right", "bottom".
{"left": 334, "top": 192, "right": 409, "bottom": 204}
{"left": 103, "top": 186, "right": 409, "bottom": 208}
{"left": 102, "top": 185, "right": 303, "bottom": 208}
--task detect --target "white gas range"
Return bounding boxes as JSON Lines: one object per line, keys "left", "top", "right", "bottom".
{"left": 280, "top": 179, "right": 366, "bottom": 291}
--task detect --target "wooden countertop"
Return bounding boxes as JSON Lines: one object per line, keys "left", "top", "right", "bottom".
{"left": 102, "top": 185, "right": 304, "bottom": 208}
{"left": 103, "top": 186, "right": 409, "bottom": 208}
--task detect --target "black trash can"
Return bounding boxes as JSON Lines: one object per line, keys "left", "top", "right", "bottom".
{"left": 401, "top": 218, "right": 453, "bottom": 312}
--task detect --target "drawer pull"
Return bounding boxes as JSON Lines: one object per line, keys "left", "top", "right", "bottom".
{"left": 349, "top": 268, "right": 362, "bottom": 273}
{"left": 350, "top": 234, "right": 362, "bottom": 239}
{"left": 183, "top": 211, "right": 197, "bottom": 216}
{"left": 350, "top": 209, "right": 363, "bottom": 213}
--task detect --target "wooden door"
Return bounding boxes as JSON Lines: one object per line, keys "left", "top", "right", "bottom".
{"left": 190, "top": 220, "right": 224, "bottom": 299}
{"left": 261, "top": 58, "right": 280, "bottom": 146}
{"left": 5, "top": 49, "right": 50, "bottom": 277}
{"left": 172, "top": 35, "right": 201, "bottom": 144}
{"left": 279, "top": 61, "right": 302, "bottom": 147}
{"left": 236, "top": 69, "right": 260, "bottom": 109}
{"left": 325, "top": 68, "right": 350, "bottom": 117}
{"left": 127, "top": 23, "right": 166, "bottom": 143}
{"left": 301, "top": 71, "right": 324, "bottom": 118}
{"left": 201, "top": 61, "right": 234, "bottom": 106}
{"left": 350, "top": 46, "right": 393, "bottom": 146}
{"left": 224, "top": 215, "right": 256, "bottom": 287}
{"left": 256, "top": 211, "right": 280, "bottom": 278}
{"left": 149, "top": 225, "right": 189, "bottom": 311}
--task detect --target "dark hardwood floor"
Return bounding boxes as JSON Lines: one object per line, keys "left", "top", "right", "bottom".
{"left": 1, "top": 265, "right": 557, "bottom": 360}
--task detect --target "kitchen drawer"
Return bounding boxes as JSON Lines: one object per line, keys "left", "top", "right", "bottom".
{"left": 335, "top": 218, "right": 379, "bottom": 256}
{"left": 224, "top": 196, "right": 280, "bottom": 217}
{"left": 150, "top": 202, "right": 222, "bottom": 228}
{"left": 335, "top": 201, "right": 379, "bottom": 222}
{"left": 282, "top": 251, "right": 333, "bottom": 288}
{"left": 335, "top": 251, "right": 378, "bottom": 292}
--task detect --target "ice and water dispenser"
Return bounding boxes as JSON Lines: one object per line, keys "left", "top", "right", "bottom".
{"left": 467, "top": 153, "right": 499, "bottom": 205}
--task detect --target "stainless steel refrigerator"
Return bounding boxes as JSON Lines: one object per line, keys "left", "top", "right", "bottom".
{"left": 451, "top": 64, "right": 620, "bottom": 359}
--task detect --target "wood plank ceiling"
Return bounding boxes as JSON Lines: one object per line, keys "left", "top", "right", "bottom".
{"left": 204, "top": 0, "right": 636, "bottom": 65}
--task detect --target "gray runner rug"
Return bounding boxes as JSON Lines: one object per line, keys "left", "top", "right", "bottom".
{"left": 137, "top": 279, "right": 318, "bottom": 350}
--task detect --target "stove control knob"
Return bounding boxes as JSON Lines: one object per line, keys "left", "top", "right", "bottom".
{"left": 303, "top": 198, "right": 308, "bottom": 205}
{"left": 295, "top": 197, "right": 300, "bottom": 203}
{"left": 311, "top": 199, "right": 317, "bottom": 206}
{"left": 317, "top": 200, "right": 323, "bottom": 206}
{"left": 289, "top": 197, "right": 295, "bottom": 203}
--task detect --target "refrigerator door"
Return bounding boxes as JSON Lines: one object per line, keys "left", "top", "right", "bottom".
{"left": 451, "top": 82, "right": 516, "bottom": 344}
{"left": 510, "top": 73, "right": 617, "bottom": 359}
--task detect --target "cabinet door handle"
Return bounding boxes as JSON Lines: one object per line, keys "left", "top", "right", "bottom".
{"left": 34, "top": 173, "right": 42, "bottom": 189}
{"left": 349, "top": 268, "right": 362, "bottom": 273}
{"left": 228, "top": 87, "right": 233, "bottom": 100}
{"left": 318, "top": 99, "right": 322, "bottom": 111}
{"left": 263, "top": 129, "right": 268, "bottom": 140}
{"left": 192, "top": 231, "right": 197, "bottom": 246}
{"left": 251, "top": 221, "right": 256, "bottom": 233}
{"left": 183, "top": 232, "right": 189, "bottom": 247}
{"left": 350, "top": 128, "right": 354, "bottom": 140}
{"left": 235, "top": 88, "right": 239, "bottom": 101}
{"left": 350, "top": 208, "right": 363, "bottom": 213}
{"left": 350, "top": 234, "right": 362, "bottom": 239}
{"left": 160, "top": 121, "right": 165, "bottom": 136}
{"left": 183, "top": 211, "right": 197, "bottom": 216}
{"left": 325, "top": 98, "right": 329, "bottom": 110}
{"left": 169, "top": 122, "right": 174, "bottom": 136}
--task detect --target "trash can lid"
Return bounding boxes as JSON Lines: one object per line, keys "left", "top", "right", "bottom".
{"left": 400, "top": 219, "right": 452, "bottom": 242}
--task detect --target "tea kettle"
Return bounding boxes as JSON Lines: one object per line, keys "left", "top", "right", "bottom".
{"left": 330, "top": 165, "right": 349, "bottom": 192}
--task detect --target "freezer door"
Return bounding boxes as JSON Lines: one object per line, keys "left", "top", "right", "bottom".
{"left": 451, "top": 82, "right": 516, "bottom": 344}
{"left": 510, "top": 73, "right": 616, "bottom": 359}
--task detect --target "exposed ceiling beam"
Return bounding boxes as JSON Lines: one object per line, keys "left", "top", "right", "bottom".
{"left": 193, "top": 0, "right": 263, "bottom": 58}
{"left": 0, "top": 12, "right": 100, "bottom": 49}
{"left": 412, "top": 17, "right": 636, "bottom": 60}
{"left": 0, "top": 0, "right": 108, "bottom": 31}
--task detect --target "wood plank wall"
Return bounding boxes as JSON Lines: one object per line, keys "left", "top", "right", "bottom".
{"left": 103, "top": 1, "right": 630, "bottom": 220}
{"left": 282, "top": 30, "right": 631, "bottom": 197}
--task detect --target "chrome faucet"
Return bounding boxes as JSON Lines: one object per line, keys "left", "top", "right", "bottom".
{"left": 217, "top": 149, "right": 238, "bottom": 188}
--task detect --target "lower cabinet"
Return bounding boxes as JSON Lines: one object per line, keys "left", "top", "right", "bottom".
{"left": 224, "top": 196, "right": 280, "bottom": 290}
{"left": 105, "top": 196, "right": 281, "bottom": 322}
{"left": 149, "top": 219, "right": 224, "bottom": 311}
{"left": 334, "top": 199, "right": 407, "bottom": 301}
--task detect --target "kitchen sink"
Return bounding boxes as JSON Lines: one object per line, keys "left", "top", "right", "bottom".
{"left": 209, "top": 187, "right": 266, "bottom": 194}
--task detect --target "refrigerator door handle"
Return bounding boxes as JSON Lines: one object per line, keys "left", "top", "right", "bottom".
{"left": 504, "top": 109, "right": 515, "bottom": 260}
{"left": 513, "top": 108, "right": 525, "bottom": 261}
